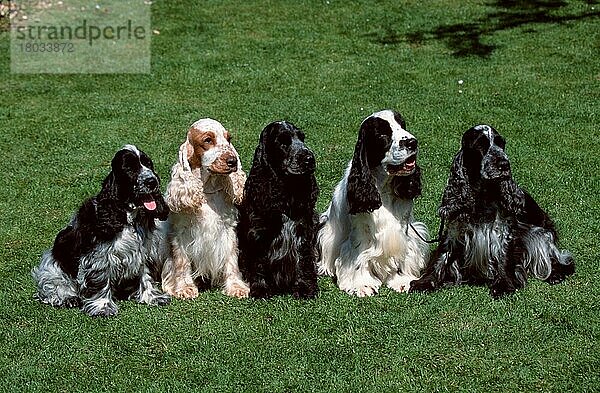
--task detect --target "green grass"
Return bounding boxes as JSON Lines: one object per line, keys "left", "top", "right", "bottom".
{"left": 1, "top": 0, "right": 599, "bottom": 391}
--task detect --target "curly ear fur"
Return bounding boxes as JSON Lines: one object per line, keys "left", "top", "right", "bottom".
{"left": 347, "top": 129, "right": 381, "bottom": 215}
{"left": 244, "top": 165, "right": 286, "bottom": 215}
{"left": 99, "top": 171, "right": 119, "bottom": 201}
{"left": 308, "top": 175, "right": 319, "bottom": 211}
{"left": 438, "top": 151, "right": 475, "bottom": 220}
{"left": 165, "top": 141, "right": 206, "bottom": 213}
{"left": 392, "top": 165, "right": 422, "bottom": 200}
{"left": 244, "top": 129, "right": 286, "bottom": 214}
{"left": 498, "top": 178, "right": 525, "bottom": 216}
{"left": 252, "top": 125, "right": 271, "bottom": 169}
{"left": 225, "top": 169, "right": 246, "bottom": 205}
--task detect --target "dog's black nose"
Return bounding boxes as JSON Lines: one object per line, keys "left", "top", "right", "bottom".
{"left": 299, "top": 149, "right": 315, "bottom": 169}
{"left": 405, "top": 138, "right": 418, "bottom": 151}
{"left": 226, "top": 156, "right": 238, "bottom": 169}
{"left": 304, "top": 152, "right": 315, "bottom": 167}
{"left": 144, "top": 176, "right": 158, "bottom": 190}
{"left": 497, "top": 159, "right": 510, "bottom": 173}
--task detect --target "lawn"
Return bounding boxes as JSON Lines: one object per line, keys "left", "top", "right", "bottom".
{"left": 1, "top": 0, "right": 599, "bottom": 391}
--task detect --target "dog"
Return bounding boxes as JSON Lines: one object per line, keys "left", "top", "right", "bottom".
{"left": 32, "top": 145, "right": 171, "bottom": 317}
{"left": 161, "top": 118, "right": 249, "bottom": 299}
{"left": 410, "top": 124, "right": 575, "bottom": 298}
{"left": 318, "top": 110, "right": 429, "bottom": 297}
{"left": 238, "top": 121, "right": 320, "bottom": 299}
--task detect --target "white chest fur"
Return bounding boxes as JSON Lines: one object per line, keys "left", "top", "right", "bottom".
{"left": 79, "top": 222, "right": 147, "bottom": 285}
{"left": 449, "top": 214, "right": 511, "bottom": 278}
{"left": 170, "top": 189, "right": 238, "bottom": 277}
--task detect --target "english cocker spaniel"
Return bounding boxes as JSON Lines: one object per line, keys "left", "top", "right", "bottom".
{"left": 318, "top": 110, "right": 429, "bottom": 297}
{"left": 238, "top": 121, "right": 320, "bottom": 299}
{"left": 410, "top": 124, "right": 575, "bottom": 298}
{"left": 32, "top": 145, "right": 171, "bottom": 317}
{"left": 162, "top": 118, "right": 249, "bottom": 299}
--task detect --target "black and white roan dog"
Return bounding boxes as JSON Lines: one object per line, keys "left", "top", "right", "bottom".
{"left": 318, "top": 110, "right": 428, "bottom": 297}
{"left": 32, "top": 145, "right": 171, "bottom": 316}
{"left": 410, "top": 125, "right": 575, "bottom": 298}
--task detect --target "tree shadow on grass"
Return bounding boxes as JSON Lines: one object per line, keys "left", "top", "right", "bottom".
{"left": 368, "top": 0, "right": 600, "bottom": 57}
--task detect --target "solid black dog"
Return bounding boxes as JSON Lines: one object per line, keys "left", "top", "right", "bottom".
{"left": 410, "top": 125, "right": 574, "bottom": 298}
{"left": 238, "top": 121, "right": 319, "bottom": 299}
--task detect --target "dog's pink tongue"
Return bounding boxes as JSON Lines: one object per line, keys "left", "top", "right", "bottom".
{"left": 144, "top": 200, "right": 157, "bottom": 211}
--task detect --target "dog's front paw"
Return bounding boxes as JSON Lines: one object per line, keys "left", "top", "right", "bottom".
{"left": 546, "top": 272, "right": 567, "bottom": 285}
{"left": 409, "top": 277, "right": 436, "bottom": 293}
{"left": 490, "top": 279, "right": 516, "bottom": 299}
{"left": 151, "top": 293, "right": 171, "bottom": 306}
{"left": 293, "top": 281, "right": 318, "bottom": 299}
{"left": 350, "top": 285, "right": 378, "bottom": 297}
{"left": 387, "top": 275, "right": 416, "bottom": 293}
{"left": 63, "top": 296, "right": 83, "bottom": 308}
{"left": 224, "top": 281, "right": 250, "bottom": 299}
{"left": 174, "top": 284, "right": 199, "bottom": 299}
{"left": 546, "top": 259, "right": 575, "bottom": 285}
{"left": 135, "top": 286, "right": 172, "bottom": 306}
{"left": 83, "top": 299, "right": 118, "bottom": 317}
{"left": 249, "top": 282, "right": 273, "bottom": 299}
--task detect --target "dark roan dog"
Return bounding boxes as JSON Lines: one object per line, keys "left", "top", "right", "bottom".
{"left": 410, "top": 125, "right": 574, "bottom": 298}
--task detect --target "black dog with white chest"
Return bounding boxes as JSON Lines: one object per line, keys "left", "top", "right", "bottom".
{"left": 32, "top": 145, "right": 171, "bottom": 316}
{"left": 238, "top": 121, "right": 319, "bottom": 299}
{"left": 410, "top": 125, "right": 574, "bottom": 298}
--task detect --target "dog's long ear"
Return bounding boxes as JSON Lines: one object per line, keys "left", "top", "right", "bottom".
{"left": 438, "top": 150, "right": 474, "bottom": 220}
{"left": 225, "top": 149, "right": 246, "bottom": 205}
{"left": 498, "top": 178, "right": 525, "bottom": 216}
{"left": 392, "top": 165, "right": 422, "bottom": 200}
{"left": 180, "top": 139, "right": 194, "bottom": 171}
{"left": 244, "top": 124, "right": 286, "bottom": 214}
{"left": 99, "top": 150, "right": 128, "bottom": 202}
{"left": 347, "top": 126, "right": 381, "bottom": 215}
{"left": 100, "top": 170, "right": 119, "bottom": 201}
{"left": 250, "top": 124, "right": 273, "bottom": 171}
{"left": 152, "top": 191, "right": 171, "bottom": 221}
{"left": 227, "top": 170, "right": 246, "bottom": 205}
{"left": 165, "top": 141, "right": 205, "bottom": 213}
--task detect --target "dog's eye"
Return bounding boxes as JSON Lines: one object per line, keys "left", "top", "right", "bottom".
{"left": 473, "top": 136, "right": 489, "bottom": 151}
{"left": 278, "top": 133, "right": 292, "bottom": 147}
{"left": 120, "top": 153, "right": 141, "bottom": 172}
{"left": 405, "top": 138, "right": 417, "bottom": 150}
{"left": 204, "top": 137, "right": 213, "bottom": 145}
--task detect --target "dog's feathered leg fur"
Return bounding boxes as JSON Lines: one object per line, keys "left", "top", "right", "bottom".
{"left": 161, "top": 242, "right": 199, "bottom": 299}
{"left": 134, "top": 265, "right": 171, "bottom": 305}
{"left": 292, "top": 214, "right": 319, "bottom": 299}
{"left": 78, "top": 254, "right": 118, "bottom": 317}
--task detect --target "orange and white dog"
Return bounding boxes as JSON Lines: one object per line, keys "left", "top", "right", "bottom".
{"left": 162, "top": 118, "right": 249, "bottom": 298}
